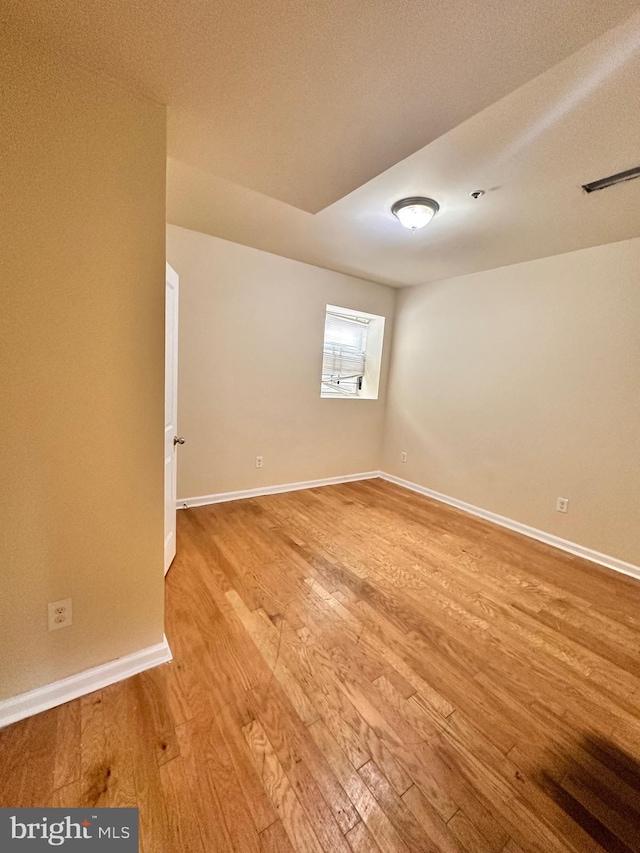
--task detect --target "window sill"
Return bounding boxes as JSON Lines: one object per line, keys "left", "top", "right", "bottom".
{"left": 320, "top": 394, "right": 379, "bottom": 401}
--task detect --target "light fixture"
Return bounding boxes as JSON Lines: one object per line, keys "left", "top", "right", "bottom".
{"left": 391, "top": 197, "right": 439, "bottom": 231}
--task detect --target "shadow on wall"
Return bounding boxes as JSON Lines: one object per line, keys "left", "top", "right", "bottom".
{"left": 538, "top": 733, "right": 640, "bottom": 851}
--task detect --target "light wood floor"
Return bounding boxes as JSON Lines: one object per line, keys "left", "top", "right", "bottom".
{"left": 2, "top": 479, "right": 640, "bottom": 852}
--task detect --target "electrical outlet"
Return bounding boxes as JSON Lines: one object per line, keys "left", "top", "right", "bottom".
{"left": 557, "top": 497, "right": 569, "bottom": 513}
{"left": 255, "top": 456, "right": 264, "bottom": 469}
{"left": 401, "top": 451, "right": 407, "bottom": 463}
{"left": 48, "top": 598, "right": 72, "bottom": 631}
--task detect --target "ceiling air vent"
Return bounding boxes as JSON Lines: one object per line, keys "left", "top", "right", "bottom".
{"left": 582, "top": 165, "right": 640, "bottom": 194}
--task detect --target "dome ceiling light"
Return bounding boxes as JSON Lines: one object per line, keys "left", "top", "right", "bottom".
{"left": 391, "top": 197, "right": 439, "bottom": 231}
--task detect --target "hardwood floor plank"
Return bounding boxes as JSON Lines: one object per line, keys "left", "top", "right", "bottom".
{"left": 102, "top": 680, "right": 137, "bottom": 808}
{"left": 195, "top": 711, "right": 263, "bottom": 853}
{"left": 260, "top": 819, "right": 297, "bottom": 853}
{"left": 136, "top": 669, "right": 181, "bottom": 766}
{"left": 217, "top": 699, "right": 280, "bottom": 834}
{"left": 153, "top": 660, "right": 195, "bottom": 727}
{"left": 53, "top": 700, "right": 81, "bottom": 790}
{"left": 281, "top": 636, "right": 373, "bottom": 768}
{"left": 126, "top": 681, "right": 171, "bottom": 853}
{"left": 401, "top": 784, "right": 466, "bottom": 853}
{"left": 15, "top": 707, "right": 58, "bottom": 807}
{"left": 273, "top": 657, "right": 320, "bottom": 726}
{"left": 367, "top": 736, "right": 413, "bottom": 798}
{"left": 371, "top": 675, "right": 444, "bottom": 741}
{"left": 500, "top": 842, "right": 526, "bottom": 853}
{"left": 346, "top": 820, "right": 384, "bottom": 853}
{"left": 447, "top": 810, "right": 496, "bottom": 853}
{"left": 383, "top": 741, "right": 459, "bottom": 825}
{"left": 248, "top": 680, "right": 358, "bottom": 845}
{"left": 243, "top": 719, "right": 326, "bottom": 853}
{"left": 308, "top": 720, "right": 412, "bottom": 853}
{"left": 358, "top": 760, "right": 442, "bottom": 853}
{"left": 560, "top": 772, "right": 640, "bottom": 851}
{"left": 79, "top": 691, "right": 109, "bottom": 808}
{"left": 175, "top": 720, "right": 235, "bottom": 852}
{"left": 159, "top": 757, "right": 206, "bottom": 853}
{"left": 50, "top": 781, "right": 83, "bottom": 808}
{"left": 428, "top": 718, "right": 604, "bottom": 853}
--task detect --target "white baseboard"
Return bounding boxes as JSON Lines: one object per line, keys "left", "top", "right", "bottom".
{"left": 0, "top": 635, "right": 173, "bottom": 729}
{"left": 379, "top": 472, "right": 640, "bottom": 582}
{"left": 177, "top": 471, "right": 380, "bottom": 509}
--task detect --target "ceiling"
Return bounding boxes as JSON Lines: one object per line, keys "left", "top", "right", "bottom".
{"left": 167, "top": 12, "right": 640, "bottom": 286}
{"left": 3, "top": 0, "right": 640, "bottom": 286}
{"left": 2, "top": 0, "right": 639, "bottom": 212}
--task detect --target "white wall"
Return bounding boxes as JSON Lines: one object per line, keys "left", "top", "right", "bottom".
{"left": 382, "top": 237, "right": 640, "bottom": 566}
{"left": 0, "top": 36, "right": 166, "bottom": 700}
{"left": 167, "top": 226, "right": 396, "bottom": 499}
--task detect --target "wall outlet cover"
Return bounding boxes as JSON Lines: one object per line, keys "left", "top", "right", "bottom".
{"left": 48, "top": 598, "right": 72, "bottom": 631}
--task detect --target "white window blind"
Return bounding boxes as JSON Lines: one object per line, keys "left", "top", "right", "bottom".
{"left": 321, "top": 311, "right": 370, "bottom": 396}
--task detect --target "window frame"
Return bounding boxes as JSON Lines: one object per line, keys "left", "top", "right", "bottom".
{"left": 320, "top": 304, "right": 386, "bottom": 401}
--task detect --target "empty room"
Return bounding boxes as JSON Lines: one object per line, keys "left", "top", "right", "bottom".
{"left": 1, "top": 2, "right": 640, "bottom": 852}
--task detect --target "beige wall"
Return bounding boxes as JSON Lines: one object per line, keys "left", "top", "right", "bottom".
{"left": 382, "top": 237, "right": 640, "bottom": 566}
{"left": 167, "top": 225, "right": 395, "bottom": 499}
{"left": 0, "top": 36, "right": 167, "bottom": 700}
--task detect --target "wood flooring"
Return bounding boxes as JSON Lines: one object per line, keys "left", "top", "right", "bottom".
{"left": 2, "top": 478, "right": 640, "bottom": 852}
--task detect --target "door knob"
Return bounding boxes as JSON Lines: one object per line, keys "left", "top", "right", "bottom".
{"left": 173, "top": 436, "right": 185, "bottom": 446}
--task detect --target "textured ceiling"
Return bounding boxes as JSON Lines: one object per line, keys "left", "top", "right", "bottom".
{"left": 2, "top": 0, "right": 639, "bottom": 212}
{"left": 167, "top": 13, "right": 640, "bottom": 286}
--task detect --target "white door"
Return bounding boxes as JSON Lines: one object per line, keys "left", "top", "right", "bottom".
{"left": 164, "top": 263, "right": 181, "bottom": 575}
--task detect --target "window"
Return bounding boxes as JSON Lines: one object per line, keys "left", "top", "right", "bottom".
{"left": 321, "top": 311, "right": 369, "bottom": 396}
{"left": 320, "top": 305, "right": 385, "bottom": 399}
